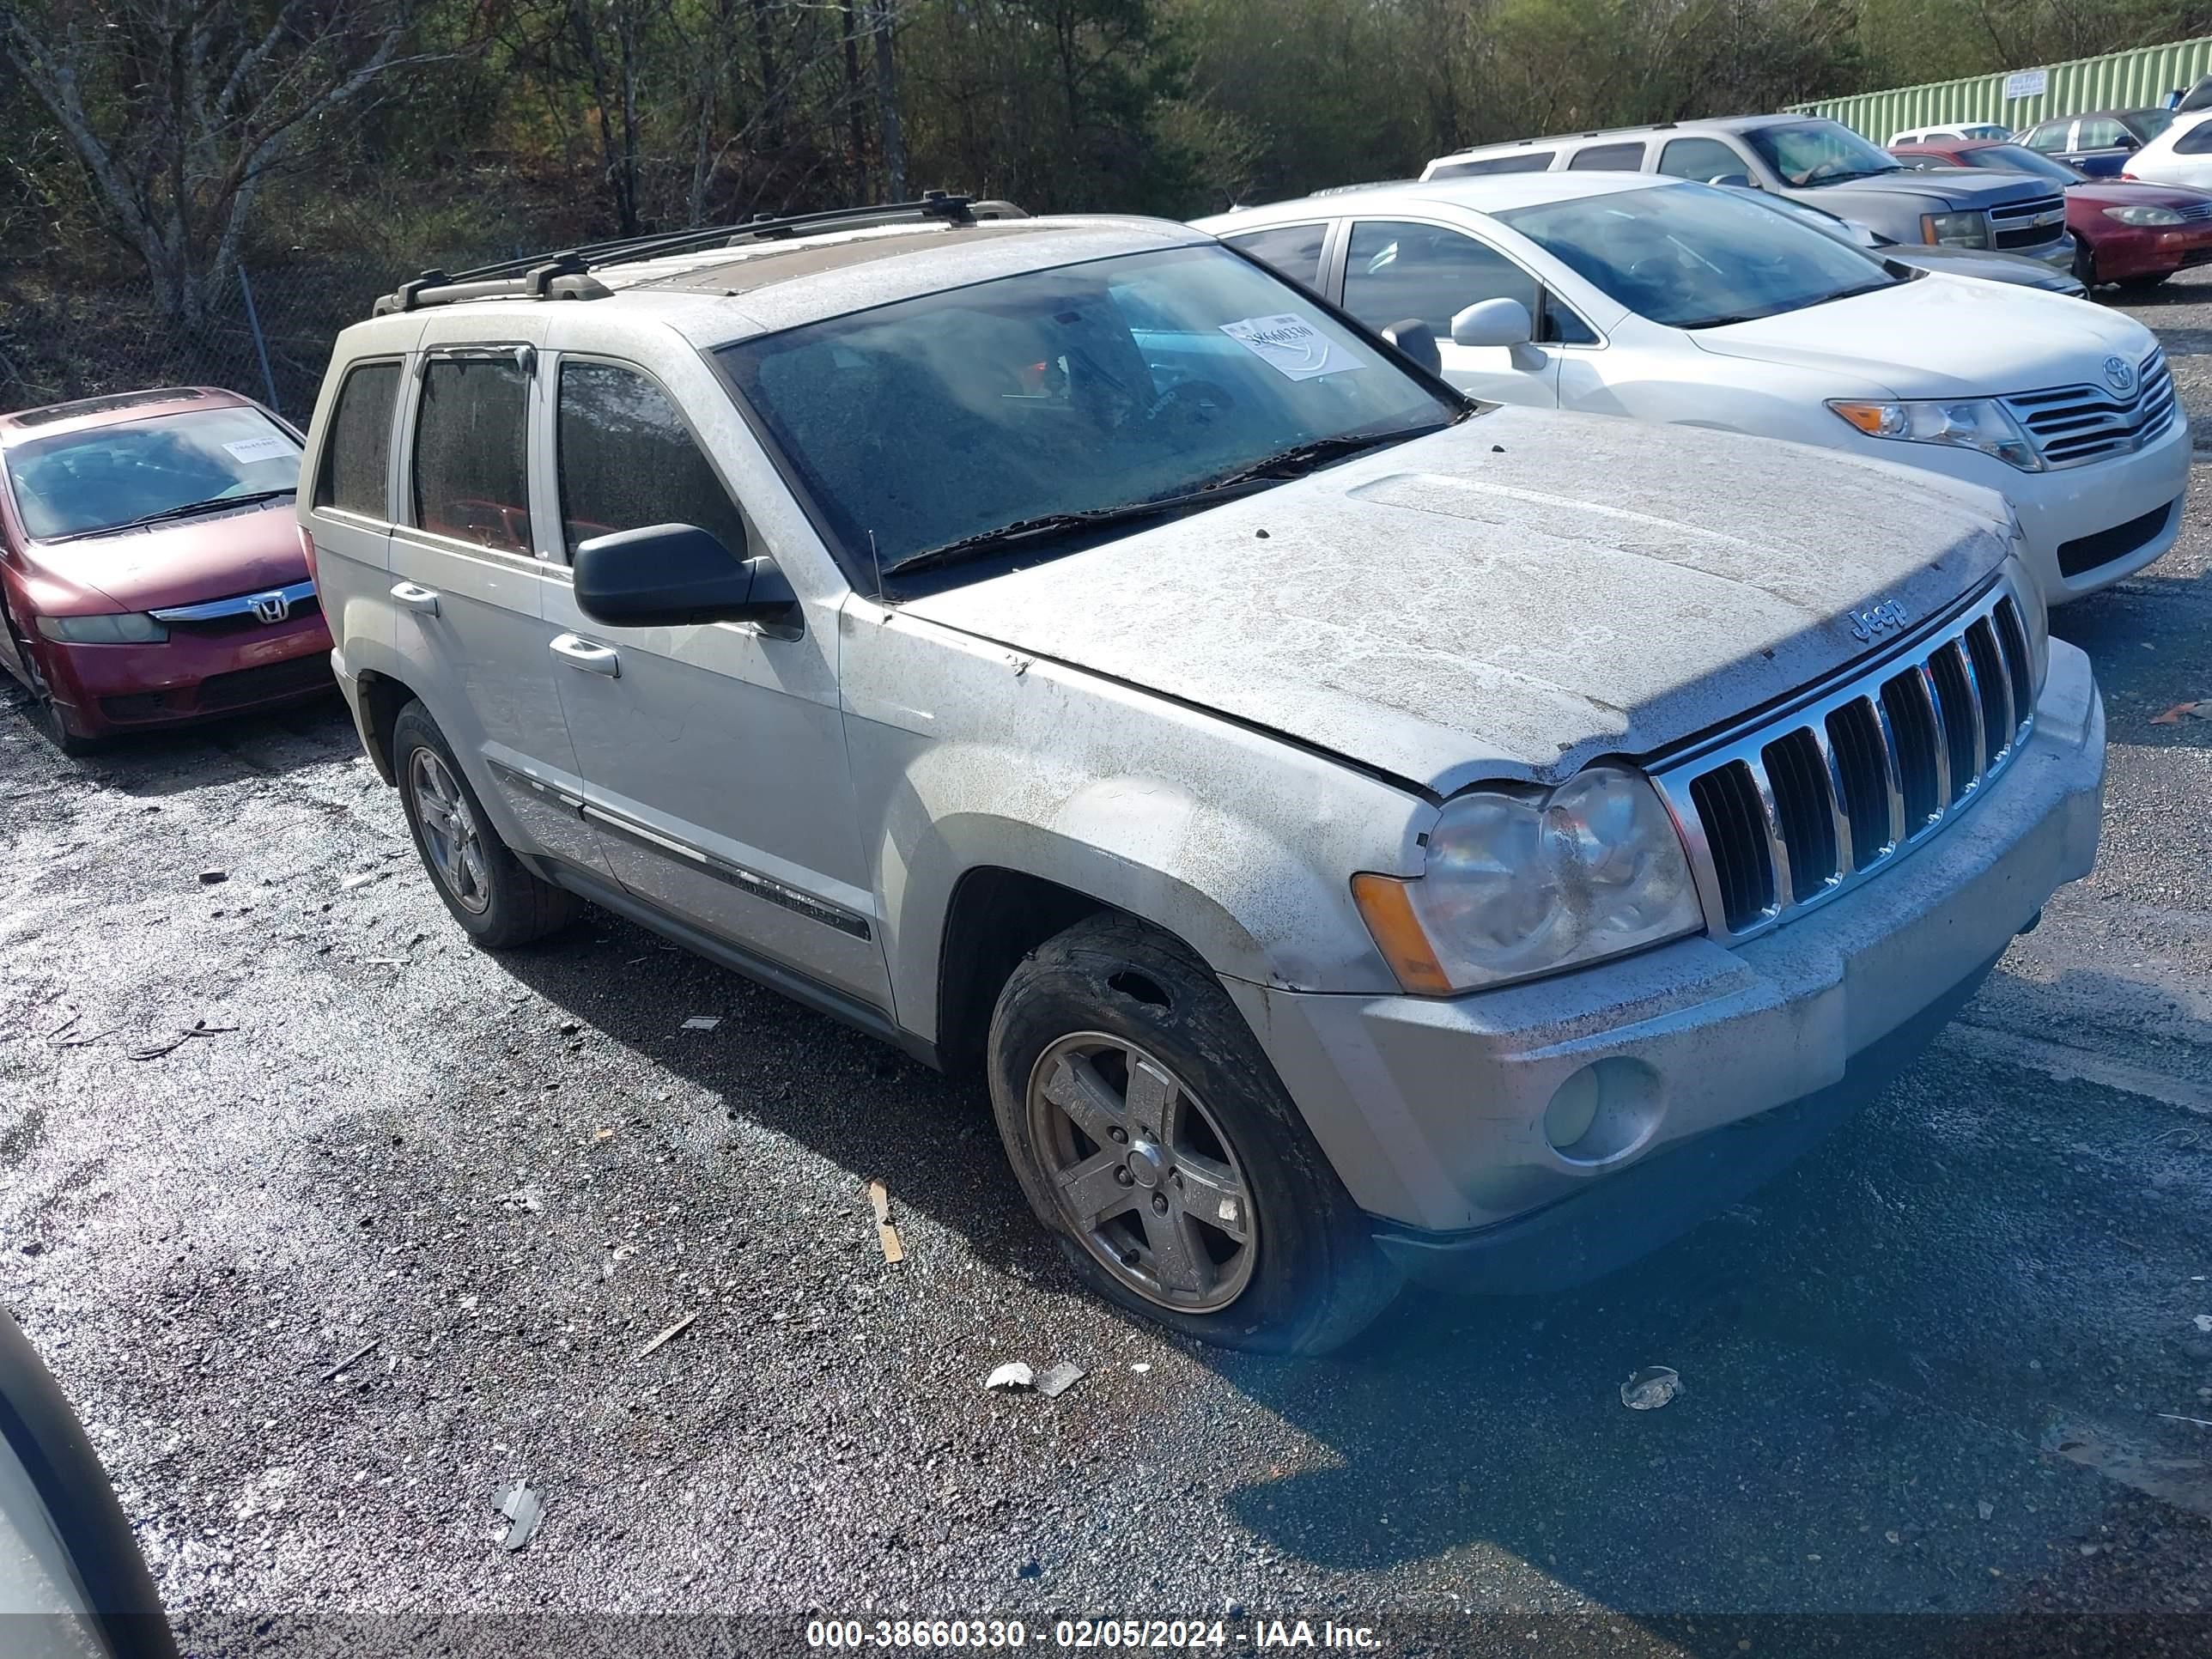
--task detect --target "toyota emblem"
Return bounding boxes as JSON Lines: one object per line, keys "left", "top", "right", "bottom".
{"left": 2104, "top": 355, "right": 2136, "bottom": 395}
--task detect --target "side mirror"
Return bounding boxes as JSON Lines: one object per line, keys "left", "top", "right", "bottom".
{"left": 1, "top": 1310, "right": 177, "bottom": 1657}
{"left": 1450, "top": 297, "right": 1534, "bottom": 349}
{"left": 1708, "top": 172, "right": 1755, "bottom": 188}
{"left": 1379, "top": 318, "right": 1443, "bottom": 376}
{"left": 574, "top": 523, "right": 801, "bottom": 636}
{"left": 2116, "top": 134, "right": 2141, "bottom": 150}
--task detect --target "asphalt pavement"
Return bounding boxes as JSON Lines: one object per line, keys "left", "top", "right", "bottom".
{"left": 3, "top": 279, "right": 2211, "bottom": 1659}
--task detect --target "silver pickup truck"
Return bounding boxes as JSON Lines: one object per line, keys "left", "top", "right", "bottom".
{"left": 299, "top": 197, "right": 2106, "bottom": 1353}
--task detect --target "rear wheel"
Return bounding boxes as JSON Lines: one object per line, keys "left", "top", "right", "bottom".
{"left": 392, "top": 702, "right": 578, "bottom": 949}
{"left": 988, "top": 914, "right": 1401, "bottom": 1354}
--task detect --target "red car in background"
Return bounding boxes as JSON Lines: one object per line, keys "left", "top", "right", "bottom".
{"left": 0, "top": 386, "right": 333, "bottom": 753}
{"left": 1890, "top": 135, "right": 2212, "bottom": 289}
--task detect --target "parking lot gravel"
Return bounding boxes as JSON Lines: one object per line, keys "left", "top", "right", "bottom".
{"left": 4, "top": 280, "right": 2212, "bottom": 1659}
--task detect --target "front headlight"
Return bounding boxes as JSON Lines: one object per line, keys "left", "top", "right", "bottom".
{"left": 1921, "top": 210, "right": 1990, "bottom": 248}
{"left": 34, "top": 612, "right": 168, "bottom": 644}
{"left": 1352, "top": 765, "right": 1704, "bottom": 994}
{"left": 2104, "top": 204, "right": 2185, "bottom": 227}
{"left": 1826, "top": 397, "right": 2044, "bottom": 471}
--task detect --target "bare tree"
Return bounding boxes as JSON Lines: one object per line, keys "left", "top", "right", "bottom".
{"left": 872, "top": 0, "right": 904, "bottom": 198}
{"left": 0, "top": 0, "right": 432, "bottom": 326}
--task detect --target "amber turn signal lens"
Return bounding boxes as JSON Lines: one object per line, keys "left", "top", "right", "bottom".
{"left": 1350, "top": 872, "right": 1453, "bottom": 996}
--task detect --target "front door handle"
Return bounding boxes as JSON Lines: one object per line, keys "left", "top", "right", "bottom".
{"left": 390, "top": 581, "right": 441, "bottom": 616}
{"left": 550, "top": 632, "right": 620, "bottom": 678}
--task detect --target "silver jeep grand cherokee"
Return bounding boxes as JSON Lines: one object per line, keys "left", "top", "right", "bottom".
{"left": 300, "top": 196, "right": 2105, "bottom": 1354}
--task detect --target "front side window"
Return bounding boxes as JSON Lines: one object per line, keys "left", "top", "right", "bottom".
{"left": 2076, "top": 118, "right": 2124, "bottom": 149}
{"left": 412, "top": 357, "right": 532, "bottom": 554}
{"left": 1499, "top": 181, "right": 1896, "bottom": 329}
{"left": 1224, "top": 223, "right": 1328, "bottom": 289}
{"left": 1343, "top": 221, "right": 1595, "bottom": 345}
{"left": 4, "top": 404, "right": 301, "bottom": 543}
{"left": 718, "top": 244, "right": 1460, "bottom": 582}
{"left": 1569, "top": 142, "right": 1647, "bottom": 172}
{"left": 1656, "top": 137, "right": 1751, "bottom": 183}
{"left": 316, "top": 362, "right": 399, "bottom": 519}
{"left": 1745, "top": 119, "right": 1905, "bottom": 187}
{"left": 556, "top": 362, "right": 749, "bottom": 562}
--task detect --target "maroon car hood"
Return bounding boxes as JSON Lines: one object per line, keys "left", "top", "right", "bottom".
{"left": 23, "top": 500, "right": 307, "bottom": 612}
{"left": 2067, "top": 179, "right": 2212, "bottom": 210}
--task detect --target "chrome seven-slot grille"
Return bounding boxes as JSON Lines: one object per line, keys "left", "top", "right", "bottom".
{"left": 1651, "top": 578, "right": 2039, "bottom": 945}
{"left": 2002, "top": 348, "right": 2175, "bottom": 468}
{"left": 1987, "top": 193, "right": 2067, "bottom": 250}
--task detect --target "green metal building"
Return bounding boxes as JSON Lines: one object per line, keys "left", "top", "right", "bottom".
{"left": 1787, "top": 37, "right": 2212, "bottom": 140}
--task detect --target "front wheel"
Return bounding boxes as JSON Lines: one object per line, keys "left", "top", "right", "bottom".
{"left": 392, "top": 702, "right": 578, "bottom": 949}
{"left": 2118, "top": 272, "right": 2172, "bottom": 291}
{"left": 988, "top": 915, "right": 1401, "bottom": 1354}
{"left": 7, "top": 628, "right": 98, "bottom": 757}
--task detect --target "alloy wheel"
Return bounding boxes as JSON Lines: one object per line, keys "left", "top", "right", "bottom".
{"left": 1025, "top": 1031, "right": 1258, "bottom": 1312}
{"left": 408, "top": 748, "right": 491, "bottom": 915}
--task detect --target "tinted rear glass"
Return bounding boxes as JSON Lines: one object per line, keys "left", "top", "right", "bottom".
{"left": 412, "top": 358, "right": 532, "bottom": 553}
{"left": 1430, "top": 152, "right": 1555, "bottom": 177}
{"left": 316, "top": 362, "right": 399, "bottom": 519}
{"left": 1224, "top": 223, "right": 1328, "bottom": 289}
{"left": 1569, "top": 143, "right": 1646, "bottom": 171}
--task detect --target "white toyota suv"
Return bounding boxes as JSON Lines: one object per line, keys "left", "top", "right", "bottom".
{"left": 1198, "top": 173, "right": 2187, "bottom": 605}
{"left": 297, "top": 197, "right": 2105, "bottom": 1352}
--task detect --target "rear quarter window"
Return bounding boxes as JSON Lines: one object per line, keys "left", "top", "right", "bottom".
{"left": 314, "top": 362, "right": 400, "bottom": 520}
{"left": 1569, "top": 142, "right": 1647, "bottom": 171}
{"left": 1430, "top": 152, "right": 1556, "bottom": 178}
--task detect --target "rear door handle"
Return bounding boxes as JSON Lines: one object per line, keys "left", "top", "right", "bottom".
{"left": 390, "top": 581, "right": 441, "bottom": 616}
{"left": 550, "top": 632, "right": 620, "bottom": 678}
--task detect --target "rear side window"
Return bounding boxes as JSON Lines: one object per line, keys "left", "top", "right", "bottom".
{"left": 2174, "top": 119, "right": 2212, "bottom": 155}
{"left": 412, "top": 357, "right": 532, "bottom": 554}
{"left": 2021, "top": 121, "right": 2072, "bottom": 154}
{"left": 1656, "top": 137, "right": 1748, "bottom": 182}
{"left": 556, "top": 362, "right": 749, "bottom": 561}
{"left": 1430, "top": 151, "right": 1555, "bottom": 177}
{"left": 1569, "top": 142, "right": 1647, "bottom": 171}
{"left": 1224, "top": 223, "right": 1328, "bottom": 289}
{"left": 315, "top": 362, "right": 398, "bottom": 519}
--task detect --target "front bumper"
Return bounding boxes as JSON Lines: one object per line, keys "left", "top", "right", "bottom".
{"left": 1870, "top": 409, "right": 2190, "bottom": 605}
{"left": 42, "top": 611, "right": 334, "bottom": 737}
{"left": 2087, "top": 220, "right": 2212, "bottom": 282}
{"left": 2014, "top": 232, "right": 2077, "bottom": 271}
{"left": 1224, "top": 640, "right": 2105, "bottom": 1281}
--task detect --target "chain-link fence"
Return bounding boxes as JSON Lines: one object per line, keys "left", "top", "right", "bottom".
{"left": 0, "top": 196, "right": 562, "bottom": 422}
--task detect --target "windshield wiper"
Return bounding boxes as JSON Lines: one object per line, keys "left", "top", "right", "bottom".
{"left": 1204, "top": 423, "right": 1450, "bottom": 490}
{"left": 64, "top": 488, "right": 296, "bottom": 540}
{"left": 879, "top": 423, "right": 1449, "bottom": 581}
{"left": 878, "top": 479, "right": 1276, "bottom": 580}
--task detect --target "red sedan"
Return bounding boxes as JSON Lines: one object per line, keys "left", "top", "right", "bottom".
{"left": 0, "top": 386, "right": 333, "bottom": 753}
{"left": 1890, "top": 136, "right": 2212, "bottom": 289}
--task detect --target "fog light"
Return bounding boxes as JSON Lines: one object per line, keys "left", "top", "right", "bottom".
{"left": 1543, "top": 1068, "right": 1601, "bottom": 1150}
{"left": 1540, "top": 1058, "right": 1662, "bottom": 1164}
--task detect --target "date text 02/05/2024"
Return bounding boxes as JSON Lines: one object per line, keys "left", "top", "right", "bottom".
{"left": 804, "top": 1617, "right": 1385, "bottom": 1650}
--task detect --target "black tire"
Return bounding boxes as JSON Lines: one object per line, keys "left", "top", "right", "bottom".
{"left": 392, "top": 701, "right": 579, "bottom": 949}
{"left": 2074, "top": 246, "right": 2098, "bottom": 289}
{"left": 2118, "top": 272, "right": 2172, "bottom": 291}
{"left": 987, "top": 913, "right": 1401, "bottom": 1355}
{"left": 3, "top": 622, "right": 98, "bottom": 757}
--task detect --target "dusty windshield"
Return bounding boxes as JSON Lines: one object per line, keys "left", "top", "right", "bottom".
{"left": 1748, "top": 119, "right": 1906, "bottom": 186}
{"left": 3, "top": 404, "right": 301, "bottom": 541}
{"left": 717, "top": 244, "right": 1460, "bottom": 580}
{"left": 1500, "top": 183, "right": 1899, "bottom": 328}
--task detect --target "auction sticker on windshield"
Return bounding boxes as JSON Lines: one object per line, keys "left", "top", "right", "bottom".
{"left": 222, "top": 435, "right": 295, "bottom": 464}
{"left": 1218, "top": 314, "right": 1358, "bottom": 381}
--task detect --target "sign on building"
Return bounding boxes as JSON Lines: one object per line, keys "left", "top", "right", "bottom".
{"left": 2004, "top": 68, "right": 2049, "bottom": 100}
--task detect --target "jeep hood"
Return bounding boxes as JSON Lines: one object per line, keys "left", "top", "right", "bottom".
{"left": 900, "top": 408, "right": 2013, "bottom": 797}
{"left": 1689, "top": 272, "right": 2156, "bottom": 398}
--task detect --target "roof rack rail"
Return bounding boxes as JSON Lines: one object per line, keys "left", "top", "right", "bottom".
{"left": 371, "top": 191, "right": 1020, "bottom": 317}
